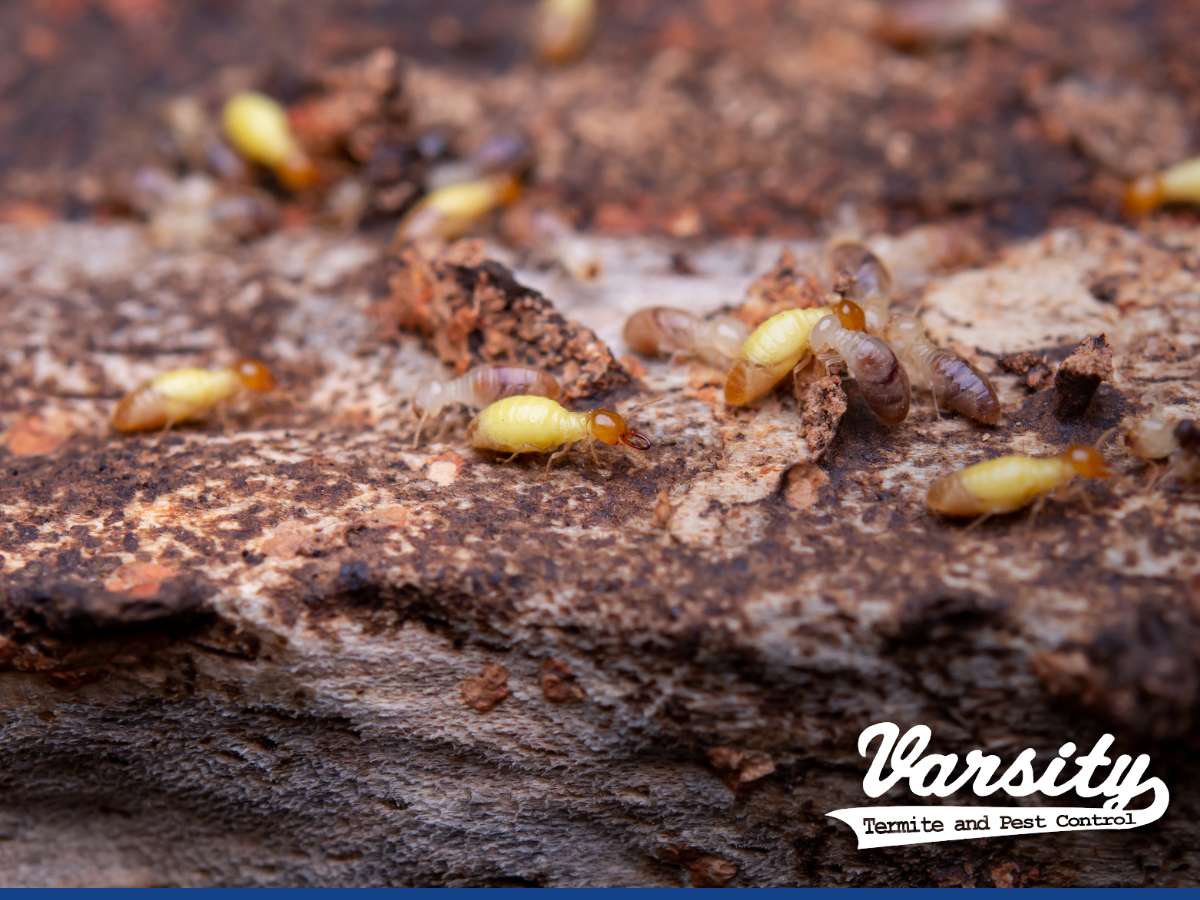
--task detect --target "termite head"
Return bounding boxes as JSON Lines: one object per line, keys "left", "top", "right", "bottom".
{"left": 587, "top": 408, "right": 651, "bottom": 450}
{"left": 1175, "top": 419, "right": 1200, "bottom": 454}
{"left": 232, "top": 359, "right": 276, "bottom": 392}
{"left": 833, "top": 299, "right": 866, "bottom": 332}
{"left": 1123, "top": 174, "right": 1164, "bottom": 218}
{"left": 1061, "top": 444, "right": 1111, "bottom": 478}
{"left": 828, "top": 240, "right": 892, "bottom": 302}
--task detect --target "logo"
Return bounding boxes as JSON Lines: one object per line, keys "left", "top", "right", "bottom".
{"left": 828, "top": 722, "right": 1169, "bottom": 849}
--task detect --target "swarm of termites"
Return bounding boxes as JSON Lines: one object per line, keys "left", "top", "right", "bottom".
{"left": 828, "top": 241, "right": 999, "bottom": 424}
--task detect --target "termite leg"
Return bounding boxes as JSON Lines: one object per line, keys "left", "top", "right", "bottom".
{"left": 1146, "top": 463, "right": 1170, "bottom": 492}
{"left": 501, "top": 450, "right": 523, "bottom": 464}
{"left": 432, "top": 414, "right": 453, "bottom": 445}
{"left": 411, "top": 410, "right": 429, "bottom": 448}
{"left": 964, "top": 511, "right": 993, "bottom": 532}
{"left": 1025, "top": 491, "right": 1057, "bottom": 532}
{"left": 546, "top": 445, "right": 571, "bottom": 473}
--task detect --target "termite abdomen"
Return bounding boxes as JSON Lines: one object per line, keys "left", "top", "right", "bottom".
{"left": 927, "top": 350, "right": 1001, "bottom": 425}
{"left": 623, "top": 306, "right": 748, "bottom": 369}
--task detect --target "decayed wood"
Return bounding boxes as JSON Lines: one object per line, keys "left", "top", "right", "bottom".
{"left": 0, "top": 220, "right": 1198, "bottom": 886}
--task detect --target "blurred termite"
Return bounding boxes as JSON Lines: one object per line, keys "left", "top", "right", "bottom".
{"left": 534, "top": 0, "right": 596, "bottom": 65}
{"left": 468, "top": 395, "right": 651, "bottom": 468}
{"left": 1122, "top": 408, "right": 1200, "bottom": 484}
{"left": 222, "top": 92, "right": 319, "bottom": 191}
{"left": 623, "top": 307, "right": 750, "bottom": 369}
{"left": 724, "top": 306, "right": 833, "bottom": 406}
{"left": 829, "top": 240, "right": 999, "bottom": 424}
{"left": 809, "top": 300, "right": 911, "bottom": 425}
{"left": 112, "top": 360, "right": 276, "bottom": 433}
{"left": 927, "top": 444, "right": 1111, "bottom": 521}
{"left": 427, "top": 130, "right": 536, "bottom": 192}
{"left": 876, "top": 0, "right": 1009, "bottom": 48}
{"left": 411, "top": 365, "right": 562, "bottom": 445}
{"left": 1123, "top": 156, "right": 1200, "bottom": 217}
{"left": 395, "top": 173, "right": 521, "bottom": 242}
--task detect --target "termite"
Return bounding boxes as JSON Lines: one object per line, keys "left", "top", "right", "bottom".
{"left": 724, "top": 306, "right": 832, "bottom": 406}
{"left": 395, "top": 173, "right": 521, "bottom": 242}
{"left": 534, "top": 0, "right": 596, "bottom": 65}
{"left": 222, "top": 91, "right": 319, "bottom": 191}
{"left": 623, "top": 307, "right": 750, "bottom": 369}
{"left": 829, "top": 241, "right": 999, "bottom": 424}
{"left": 1122, "top": 408, "right": 1200, "bottom": 484}
{"left": 1123, "top": 156, "right": 1200, "bottom": 217}
{"left": 810, "top": 300, "right": 911, "bottom": 425}
{"left": 468, "top": 395, "right": 651, "bottom": 467}
{"left": 927, "top": 444, "right": 1111, "bottom": 520}
{"left": 411, "top": 365, "right": 562, "bottom": 444}
{"left": 112, "top": 360, "right": 276, "bottom": 432}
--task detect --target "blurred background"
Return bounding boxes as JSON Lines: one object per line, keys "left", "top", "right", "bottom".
{"left": 1, "top": 0, "right": 1197, "bottom": 242}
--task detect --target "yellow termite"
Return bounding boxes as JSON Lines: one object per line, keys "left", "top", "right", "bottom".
{"left": 411, "top": 365, "right": 562, "bottom": 444}
{"left": 623, "top": 306, "right": 750, "bottom": 369}
{"left": 534, "top": 0, "right": 596, "bottom": 65}
{"left": 810, "top": 299, "right": 911, "bottom": 425}
{"left": 222, "top": 91, "right": 318, "bottom": 191}
{"left": 112, "top": 360, "right": 276, "bottom": 432}
{"left": 828, "top": 241, "right": 999, "bottom": 424}
{"left": 468, "top": 394, "right": 651, "bottom": 467}
{"left": 723, "top": 306, "right": 832, "bottom": 406}
{"left": 927, "top": 444, "right": 1111, "bottom": 519}
{"left": 1123, "top": 156, "right": 1200, "bottom": 217}
{"left": 1123, "top": 408, "right": 1200, "bottom": 484}
{"left": 395, "top": 173, "right": 521, "bottom": 242}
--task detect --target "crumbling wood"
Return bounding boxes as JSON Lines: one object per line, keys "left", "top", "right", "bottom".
{"left": 0, "top": 222, "right": 1198, "bottom": 887}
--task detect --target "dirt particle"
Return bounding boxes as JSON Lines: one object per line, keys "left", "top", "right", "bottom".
{"left": 688, "top": 855, "right": 738, "bottom": 887}
{"left": 260, "top": 521, "right": 329, "bottom": 559}
{"left": 103, "top": 561, "right": 177, "bottom": 599}
{"left": 379, "top": 243, "right": 631, "bottom": 401}
{"left": 540, "top": 658, "right": 584, "bottom": 704}
{"left": 356, "top": 504, "right": 410, "bottom": 528}
{"left": 783, "top": 464, "right": 830, "bottom": 510}
{"left": 461, "top": 662, "right": 509, "bottom": 712}
{"left": 1054, "top": 334, "right": 1112, "bottom": 419}
{"left": 793, "top": 372, "right": 848, "bottom": 455}
{"left": 706, "top": 745, "right": 776, "bottom": 789}
{"left": 426, "top": 452, "right": 465, "bottom": 487}
{"left": 998, "top": 351, "right": 1053, "bottom": 392}
{"left": 651, "top": 489, "right": 674, "bottom": 529}
{"left": 738, "top": 249, "right": 825, "bottom": 326}
{"left": 4, "top": 413, "right": 75, "bottom": 457}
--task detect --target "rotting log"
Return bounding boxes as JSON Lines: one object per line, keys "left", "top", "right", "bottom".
{"left": 0, "top": 221, "right": 1198, "bottom": 886}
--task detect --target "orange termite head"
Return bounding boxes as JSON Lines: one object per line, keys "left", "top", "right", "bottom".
{"left": 1123, "top": 174, "right": 1164, "bottom": 218}
{"left": 833, "top": 298, "right": 867, "bottom": 332}
{"left": 1061, "top": 444, "right": 1111, "bottom": 478}
{"left": 276, "top": 152, "right": 321, "bottom": 192}
{"left": 232, "top": 359, "right": 276, "bottom": 392}
{"left": 587, "top": 408, "right": 651, "bottom": 450}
